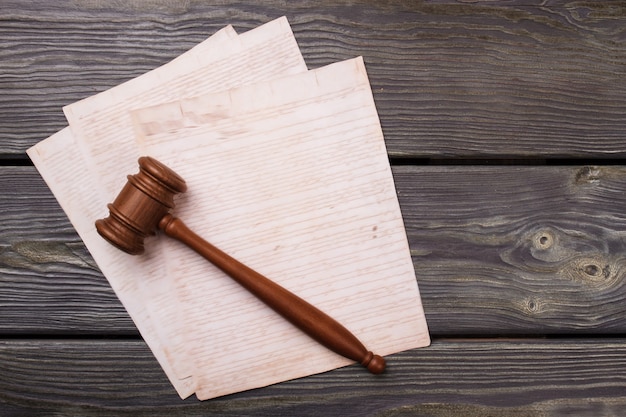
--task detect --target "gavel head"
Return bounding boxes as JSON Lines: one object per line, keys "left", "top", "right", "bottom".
{"left": 95, "top": 156, "right": 187, "bottom": 255}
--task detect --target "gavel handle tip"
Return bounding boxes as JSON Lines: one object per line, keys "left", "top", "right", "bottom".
{"left": 362, "top": 352, "right": 386, "bottom": 374}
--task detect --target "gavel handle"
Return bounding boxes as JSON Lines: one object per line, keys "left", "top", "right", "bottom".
{"left": 158, "top": 214, "right": 385, "bottom": 374}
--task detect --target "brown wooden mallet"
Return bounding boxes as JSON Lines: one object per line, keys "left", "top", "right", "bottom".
{"left": 95, "top": 156, "right": 386, "bottom": 374}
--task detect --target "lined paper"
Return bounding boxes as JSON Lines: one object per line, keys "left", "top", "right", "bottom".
{"left": 133, "top": 57, "right": 430, "bottom": 400}
{"left": 29, "top": 17, "right": 308, "bottom": 398}
{"left": 28, "top": 17, "right": 430, "bottom": 401}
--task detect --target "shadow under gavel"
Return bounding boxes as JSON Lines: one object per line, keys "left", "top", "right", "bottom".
{"left": 96, "top": 156, "right": 385, "bottom": 374}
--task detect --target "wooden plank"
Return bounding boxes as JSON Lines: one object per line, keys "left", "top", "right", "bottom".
{"left": 1, "top": 1, "right": 624, "bottom": 157}
{"left": 1, "top": 338, "right": 625, "bottom": 415}
{"left": 2, "top": 165, "right": 626, "bottom": 336}
{"left": 396, "top": 164, "right": 626, "bottom": 335}
{"left": 0, "top": 167, "right": 135, "bottom": 335}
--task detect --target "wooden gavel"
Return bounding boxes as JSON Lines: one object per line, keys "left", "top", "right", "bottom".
{"left": 95, "top": 156, "right": 386, "bottom": 374}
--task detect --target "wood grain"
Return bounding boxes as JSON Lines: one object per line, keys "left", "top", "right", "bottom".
{"left": 0, "top": 167, "right": 135, "bottom": 335}
{"left": 1, "top": 1, "right": 624, "bottom": 157}
{"left": 3, "top": 165, "right": 626, "bottom": 336}
{"left": 1, "top": 338, "right": 625, "bottom": 416}
{"left": 395, "top": 164, "right": 626, "bottom": 335}
{"left": 2, "top": 2, "right": 626, "bottom": 412}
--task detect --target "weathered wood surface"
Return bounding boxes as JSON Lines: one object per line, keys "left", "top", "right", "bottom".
{"left": 396, "top": 165, "right": 626, "bottom": 335}
{"left": 2, "top": 0, "right": 626, "bottom": 415}
{"left": 1, "top": 0, "right": 625, "bottom": 158}
{"left": 3, "top": 165, "right": 626, "bottom": 336}
{"left": 1, "top": 339, "right": 626, "bottom": 416}
{"left": 0, "top": 167, "right": 134, "bottom": 335}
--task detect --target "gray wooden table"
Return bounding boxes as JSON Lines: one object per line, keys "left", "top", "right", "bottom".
{"left": 2, "top": 1, "right": 626, "bottom": 415}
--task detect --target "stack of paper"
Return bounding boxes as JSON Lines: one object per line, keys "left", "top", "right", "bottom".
{"left": 27, "top": 17, "right": 430, "bottom": 400}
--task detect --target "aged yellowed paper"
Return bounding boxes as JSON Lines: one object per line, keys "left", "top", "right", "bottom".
{"left": 27, "top": 127, "right": 197, "bottom": 398}
{"left": 64, "top": 16, "right": 305, "bottom": 200}
{"left": 26, "top": 21, "right": 240, "bottom": 397}
{"left": 29, "top": 17, "right": 309, "bottom": 399}
{"left": 133, "top": 57, "right": 430, "bottom": 400}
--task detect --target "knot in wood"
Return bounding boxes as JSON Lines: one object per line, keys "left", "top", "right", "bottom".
{"left": 533, "top": 230, "right": 554, "bottom": 250}
{"left": 575, "top": 166, "right": 601, "bottom": 185}
{"left": 560, "top": 255, "right": 623, "bottom": 291}
{"left": 524, "top": 297, "right": 541, "bottom": 315}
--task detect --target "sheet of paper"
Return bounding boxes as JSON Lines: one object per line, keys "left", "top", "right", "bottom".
{"left": 29, "top": 17, "right": 309, "bottom": 398}
{"left": 133, "top": 57, "right": 430, "bottom": 400}
{"left": 64, "top": 16, "right": 306, "bottom": 199}
{"left": 27, "top": 127, "right": 197, "bottom": 398}
{"left": 26, "top": 22, "right": 240, "bottom": 397}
